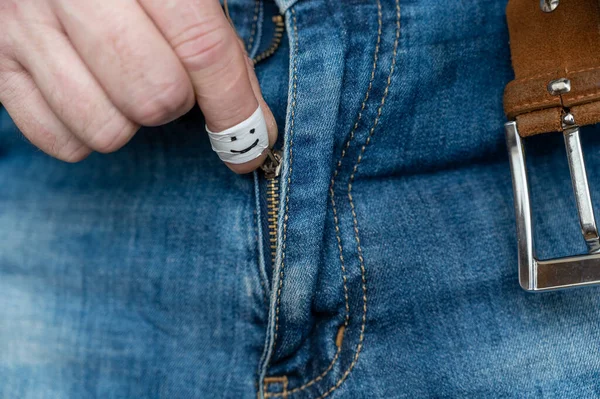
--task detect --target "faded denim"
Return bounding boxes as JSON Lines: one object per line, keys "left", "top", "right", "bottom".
{"left": 2, "top": 0, "right": 600, "bottom": 398}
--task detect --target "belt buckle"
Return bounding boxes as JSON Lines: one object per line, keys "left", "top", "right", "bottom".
{"left": 506, "top": 108, "right": 600, "bottom": 291}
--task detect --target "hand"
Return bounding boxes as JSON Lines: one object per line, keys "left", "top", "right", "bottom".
{"left": 0, "top": 0, "right": 277, "bottom": 173}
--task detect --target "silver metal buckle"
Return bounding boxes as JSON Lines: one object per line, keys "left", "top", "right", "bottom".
{"left": 506, "top": 112, "right": 600, "bottom": 292}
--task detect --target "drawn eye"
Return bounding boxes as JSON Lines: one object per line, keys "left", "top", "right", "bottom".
{"left": 231, "top": 137, "right": 237, "bottom": 142}
{"left": 250, "top": 128, "right": 256, "bottom": 134}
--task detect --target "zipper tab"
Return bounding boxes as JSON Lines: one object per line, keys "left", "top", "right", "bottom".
{"left": 260, "top": 149, "right": 282, "bottom": 179}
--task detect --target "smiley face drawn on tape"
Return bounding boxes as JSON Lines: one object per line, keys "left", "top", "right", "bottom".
{"left": 206, "top": 107, "right": 269, "bottom": 164}
{"left": 229, "top": 128, "right": 259, "bottom": 154}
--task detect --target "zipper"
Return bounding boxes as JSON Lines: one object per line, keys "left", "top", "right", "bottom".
{"left": 221, "top": 2, "right": 286, "bottom": 268}
{"left": 253, "top": 12, "right": 285, "bottom": 270}
{"left": 260, "top": 149, "right": 283, "bottom": 268}
{"left": 252, "top": 16, "right": 285, "bottom": 65}
{"left": 222, "top": 1, "right": 285, "bottom": 66}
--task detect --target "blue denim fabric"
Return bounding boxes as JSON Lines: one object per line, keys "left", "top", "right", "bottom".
{"left": 0, "top": 2, "right": 277, "bottom": 398}
{"left": 3, "top": 0, "right": 600, "bottom": 398}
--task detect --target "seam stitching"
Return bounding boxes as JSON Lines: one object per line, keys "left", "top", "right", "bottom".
{"left": 506, "top": 65, "right": 600, "bottom": 86}
{"left": 264, "top": 0, "right": 383, "bottom": 397}
{"left": 315, "top": 0, "right": 400, "bottom": 398}
{"left": 264, "top": 377, "right": 289, "bottom": 398}
{"left": 506, "top": 90, "right": 600, "bottom": 115}
{"left": 272, "top": 7, "right": 299, "bottom": 352}
{"left": 255, "top": 8, "right": 296, "bottom": 399}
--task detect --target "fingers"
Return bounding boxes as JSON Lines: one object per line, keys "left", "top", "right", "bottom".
{"left": 13, "top": 18, "right": 139, "bottom": 153}
{"left": 0, "top": 67, "right": 91, "bottom": 162}
{"left": 51, "top": 0, "right": 195, "bottom": 127}
{"left": 139, "top": 0, "right": 278, "bottom": 173}
{"left": 1, "top": 0, "right": 277, "bottom": 171}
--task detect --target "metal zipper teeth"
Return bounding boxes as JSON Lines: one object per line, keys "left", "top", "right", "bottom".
{"left": 222, "top": 0, "right": 284, "bottom": 66}
{"left": 254, "top": 16, "right": 286, "bottom": 269}
{"left": 221, "top": 3, "right": 286, "bottom": 267}
{"left": 261, "top": 150, "right": 283, "bottom": 268}
{"left": 252, "top": 16, "right": 285, "bottom": 65}
{"left": 266, "top": 176, "right": 280, "bottom": 267}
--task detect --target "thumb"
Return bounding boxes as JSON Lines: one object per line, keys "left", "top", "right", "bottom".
{"left": 139, "top": 0, "right": 278, "bottom": 173}
{"left": 237, "top": 46, "right": 279, "bottom": 173}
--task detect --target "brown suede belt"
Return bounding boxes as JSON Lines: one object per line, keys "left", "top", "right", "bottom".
{"left": 504, "top": 0, "right": 600, "bottom": 136}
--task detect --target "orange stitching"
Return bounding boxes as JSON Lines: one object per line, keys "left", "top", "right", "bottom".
{"left": 569, "top": 90, "right": 600, "bottom": 102}
{"left": 265, "top": 1, "right": 383, "bottom": 397}
{"left": 246, "top": 0, "right": 261, "bottom": 51}
{"left": 273, "top": 7, "right": 299, "bottom": 351}
{"left": 335, "top": 325, "right": 346, "bottom": 348}
{"left": 316, "top": 0, "right": 401, "bottom": 398}
{"left": 506, "top": 65, "right": 600, "bottom": 86}
{"left": 328, "top": 0, "right": 383, "bottom": 341}
{"left": 264, "top": 353, "right": 341, "bottom": 399}
{"left": 506, "top": 90, "right": 600, "bottom": 115}
{"left": 264, "top": 376, "right": 289, "bottom": 398}
{"left": 266, "top": 0, "right": 399, "bottom": 396}
{"left": 505, "top": 97, "right": 560, "bottom": 114}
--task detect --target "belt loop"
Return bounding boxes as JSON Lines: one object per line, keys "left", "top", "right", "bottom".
{"left": 504, "top": 0, "right": 600, "bottom": 291}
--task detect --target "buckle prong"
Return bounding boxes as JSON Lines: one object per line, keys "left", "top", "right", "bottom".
{"left": 562, "top": 114, "right": 600, "bottom": 253}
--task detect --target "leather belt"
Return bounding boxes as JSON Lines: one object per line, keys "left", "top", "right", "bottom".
{"left": 504, "top": 0, "right": 600, "bottom": 135}
{"left": 504, "top": 0, "right": 600, "bottom": 291}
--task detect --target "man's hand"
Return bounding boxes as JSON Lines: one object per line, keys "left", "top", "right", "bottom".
{"left": 0, "top": 0, "right": 277, "bottom": 173}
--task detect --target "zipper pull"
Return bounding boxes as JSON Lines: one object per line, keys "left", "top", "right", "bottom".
{"left": 260, "top": 148, "right": 282, "bottom": 179}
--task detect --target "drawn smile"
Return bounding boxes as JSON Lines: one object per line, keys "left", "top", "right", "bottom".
{"left": 230, "top": 139, "right": 260, "bottom": 154}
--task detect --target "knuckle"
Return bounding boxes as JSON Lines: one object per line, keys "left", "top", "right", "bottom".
{"left": 130, "top": 77, "right": 194, "bottom": 126}
{"left": 38, "top": 126, "right": 60, "bottom": 156}
{"left": 0, "top": 44, "right": 19, "bottom": 79}
{"left": 102, "top": 20, "right": 133, "bottom": 57}
{"left": 86, "top": 115, "right": 138, "bottom": 153}
{"left": 172, "top": 20, "right": 232, "bottom": 71}
{"left": 30, "top": 125, "right": 89, "bottom": 163}
{"left": 0, "top": 69, "right": 18, "bottom": 98}
{"left": 57, "top": 143, "right": 91, "bottom": 163}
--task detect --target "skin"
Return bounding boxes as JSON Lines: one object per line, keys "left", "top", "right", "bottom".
{"left": 0, "top": 0, "right": 278, "bottom": 174}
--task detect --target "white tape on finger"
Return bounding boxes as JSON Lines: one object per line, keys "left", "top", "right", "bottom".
{"left": 206, "top": 107, "right": 269, "bottom": 164}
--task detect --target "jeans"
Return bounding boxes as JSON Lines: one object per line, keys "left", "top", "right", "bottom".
{"left": 2, "top": 0, "right": 600, "bottom": 397}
